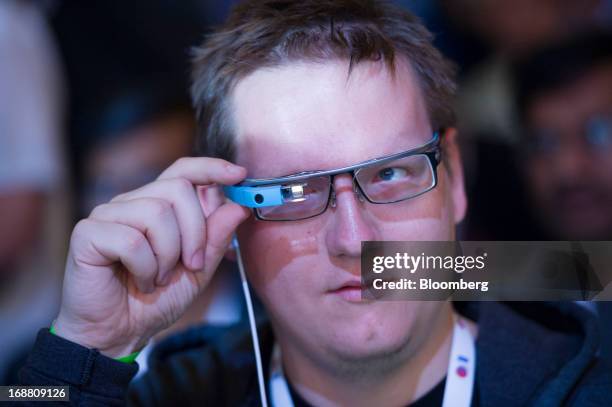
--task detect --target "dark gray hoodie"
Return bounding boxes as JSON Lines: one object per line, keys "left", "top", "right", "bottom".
{"left": 19, "top": 301, "right": 612, "bottom": 406}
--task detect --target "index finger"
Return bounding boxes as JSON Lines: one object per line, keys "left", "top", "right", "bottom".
{"left": 158, "top": 157, "right": 247, "bottom": 186}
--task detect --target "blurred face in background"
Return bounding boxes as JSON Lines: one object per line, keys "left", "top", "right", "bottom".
{"left": 524, "top": 63, "right": 612, "bottom": 240}
{"left": 233, "top": 60, "right": 466, "bottom": 370}
{"left": 82, "top": 110, "right": 195, "bottom": 213}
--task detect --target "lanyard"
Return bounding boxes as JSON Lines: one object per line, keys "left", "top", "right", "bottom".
{"left": 269, "top": 314, "right": 476, "bottom": 407}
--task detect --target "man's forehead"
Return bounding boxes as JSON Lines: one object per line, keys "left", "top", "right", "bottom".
{"left": 235, "top": 130, "right": 430, "bottom": 178}
{"left": 231, "top": 59, "right": 431, "bottom": 178}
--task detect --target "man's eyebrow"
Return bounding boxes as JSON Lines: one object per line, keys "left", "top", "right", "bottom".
{"left": 247, "top": 133, "right": 439, "bottom": 182}
{"left": 247, "top": 129, "right": 437, "bottom": 178}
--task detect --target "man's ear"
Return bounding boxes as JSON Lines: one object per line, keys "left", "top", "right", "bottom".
{"left": 196, "top": 185, "right": 238, "bottom": 262}
{"left": 442, "top": 128, "right": 467, "bottom": 224}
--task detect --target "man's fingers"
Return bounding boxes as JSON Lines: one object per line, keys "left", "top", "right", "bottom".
{"left": 71, "top": 219, "right": 159, "bottom": 293}
{"left": 157, "top": 157, "right": 247, "bottom": 186}
{"left": 111, "top": 178, "right": 206, "bottom": 270}
{"left": 197, "top": 185, "right": 225, "bottom": 217}
{"left": 202, "top": 202, "right": 251, "bottom": 275}
{"left": 107, "top": 157, "right": 248, "bottom": 270}
{"left": 89, "top": 199, "right": 181, "bottom": 285}
{"left": 100, "top": 157, "right": 250, "bottom": 274}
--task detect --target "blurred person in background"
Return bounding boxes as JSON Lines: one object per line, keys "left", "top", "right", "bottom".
{"left": 512, "top": 30, "right": 612, "bottom": 367}
{"left": 513, "top": 30, "right": 612, "bottom": 242}
{"left": 452, "top": 0, "right": 608, "bottom": 144}
{"left": 49, "top": 0, "right": 216, "bottom": 220}
{"left": 70, "top": 85, "right": 197, "bottom": 217}
{"left": 0, "top": 0, "right": 69, "bottom": 383}
{"left": 424, "top": 0, "right": 611, "bottom": 240}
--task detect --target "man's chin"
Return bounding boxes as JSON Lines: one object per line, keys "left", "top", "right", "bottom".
{"left": 319, "top": 308, "right": 415, "bottom": 361}
{"left": 323, "top": 329, "right": 414, "bottom": 371}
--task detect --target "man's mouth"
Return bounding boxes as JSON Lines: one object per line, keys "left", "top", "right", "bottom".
{"left": 328, "top": 280, "right": 369, "bottom": 302}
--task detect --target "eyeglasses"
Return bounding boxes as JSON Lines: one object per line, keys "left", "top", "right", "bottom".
{"left": 526, "top": 114, "right": 612, "bottom": 156}
{"left": 223, "top": 132, "right": 442, "bottom": 221}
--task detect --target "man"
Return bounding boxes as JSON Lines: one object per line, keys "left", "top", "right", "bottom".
{"left": 513, "top": 30, "right": 612, "bottom": 241}
{"left": 20, "top": 1, "right": 610, "bottom": 406}
{"left": 513, "top": 28, "right": 612, "bottom": 382}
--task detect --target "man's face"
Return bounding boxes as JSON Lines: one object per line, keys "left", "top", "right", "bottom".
{"left": 232, "top": 60, "right": 466, "bottom": 366}
{"left": 525, "top": 64, "right": 612, "bottom": 240}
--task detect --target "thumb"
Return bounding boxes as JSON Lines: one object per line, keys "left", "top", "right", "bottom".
{"left": 201, "top": 202, "right": 251, "bottom": 276}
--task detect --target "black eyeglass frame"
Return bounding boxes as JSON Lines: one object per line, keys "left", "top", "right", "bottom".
{"left": 242, "top": 131, "right": 443, "bottom": 221}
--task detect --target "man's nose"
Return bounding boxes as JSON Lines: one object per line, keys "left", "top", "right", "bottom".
{"left": 554, "top": 143, "right": 592, "bottom": 182}
{"left": 325, "top": 174, "right": 379, "bottom": 257}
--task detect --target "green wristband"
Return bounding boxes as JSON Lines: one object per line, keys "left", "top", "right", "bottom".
{"left": 49, "top": 324, "right": 140, "bottom": 364}
{"left": 115, "top": 350, "right": 141, "bottom": 364}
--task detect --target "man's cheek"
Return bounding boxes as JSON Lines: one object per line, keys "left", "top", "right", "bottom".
{"left": 383, "top": 218, "right": 452, "bottom": 240}
{"left": 237, "top": 220, "right": 322, "bottom": 287}
{"left": 369, "top": 193, "right": 444, "bottom": 223}
{"left": 374, "top": 193, "right": 454, "bottom": 240}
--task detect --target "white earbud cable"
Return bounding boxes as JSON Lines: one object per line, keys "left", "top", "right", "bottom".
{"left": 233, "top": 236, "right": 269, "bottom": 407}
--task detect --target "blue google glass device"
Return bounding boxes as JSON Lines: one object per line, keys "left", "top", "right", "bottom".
{"left": 223, "top": 183, "right": 308, "bottom": 208}
{"left": 222, "top": 132, "right": 440, "bottom": 209}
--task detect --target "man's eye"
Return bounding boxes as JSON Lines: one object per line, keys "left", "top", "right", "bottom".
{"left": 376, "top": 167, "right": 409, "bottom": 182}
{"left": 586, "top": 116, "right": 612, "bottom": 149}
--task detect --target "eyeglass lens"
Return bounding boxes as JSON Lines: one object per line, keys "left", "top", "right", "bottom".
{"left": 256, "top": 153, "right": 435, "bottom": 221}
